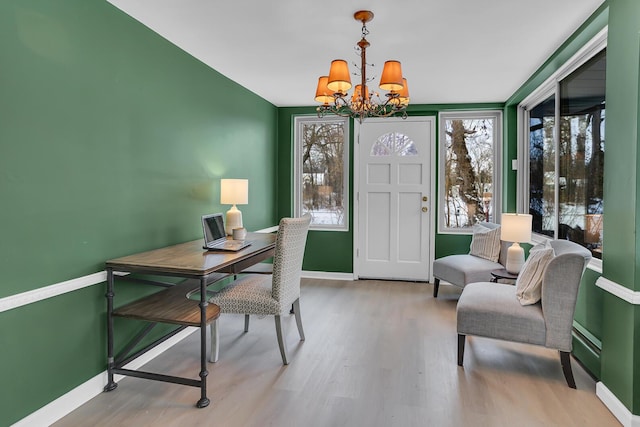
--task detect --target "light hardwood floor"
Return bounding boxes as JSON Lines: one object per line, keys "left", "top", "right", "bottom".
{"left": 55, "top": 279, "right": 619, "bottom": 427}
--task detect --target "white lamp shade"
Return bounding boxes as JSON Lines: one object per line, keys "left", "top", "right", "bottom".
{"left": 220, "top": 179, "right": 248, "bottom": 205}
{"left": 501, "top": 213, "right": 532, "bottom": 243}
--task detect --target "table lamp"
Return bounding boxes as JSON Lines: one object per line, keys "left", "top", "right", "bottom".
{"left": 501, "top": 213, "right": 533, "bottom": 274}
{"left": 220, "top": 179, "right": 248, "bottom": 235}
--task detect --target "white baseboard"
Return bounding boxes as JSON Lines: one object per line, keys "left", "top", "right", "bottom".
{"left": 596, "top": 382, "right": 640, "bottom": 426}
{"left": 12, "top": 327, "right": 198, "bottom": 427}
{"left": 301, "top": 270, "right": 355, "bottom": 281}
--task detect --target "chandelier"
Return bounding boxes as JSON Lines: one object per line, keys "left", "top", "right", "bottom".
{"left": 315, "top": 10, "right": 409, "bottom": 123}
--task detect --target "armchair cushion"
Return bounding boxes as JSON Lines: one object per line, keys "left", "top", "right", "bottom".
{"left": 432, "top": 222, "right": 506, "bottom": 297}
{"left": 515, "top": 244, "right": 555, "bottom": 305}
{"left": 432, "top": 254, "right": 503, "bottom": 286}
{"left": 457, "top": 282, "right": 546, "bottom": 346}
{"left": 469, "top": 224, "right": 501, "bottom": 262}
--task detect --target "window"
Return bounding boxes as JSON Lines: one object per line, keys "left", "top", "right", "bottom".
{"left": 294, "top": 116, "right": 349, "bottom": 230}
{"left": 438, "top": 111, "right": 502, "bottom": 233}
{"left": 521, "top": 45, "right": 606, "bottom": 261}
{"left": 371, "top": 132, "right": 418, "bottom": 156}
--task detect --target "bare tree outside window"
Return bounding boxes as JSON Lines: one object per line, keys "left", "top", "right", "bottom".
{"left": 439, "top": 112, "right": 502, "bottom": 232}
{"left": 294, "top": 117, "right": 349, "bottom": 230}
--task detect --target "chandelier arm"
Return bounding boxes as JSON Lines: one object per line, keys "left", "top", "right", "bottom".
{"left": 317, "top": 104, "right": 355, "bottom": 119}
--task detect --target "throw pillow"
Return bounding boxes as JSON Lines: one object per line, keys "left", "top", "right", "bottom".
{"left": 515, "top": 244, "right": 555, "bottom": 305}
{"left": 469, "top": 224, "right": 501, "bottom": 262}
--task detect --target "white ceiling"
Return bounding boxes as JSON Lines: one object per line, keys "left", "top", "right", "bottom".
{"left": 106, "top": 0, "right": 605, "bottom": 107}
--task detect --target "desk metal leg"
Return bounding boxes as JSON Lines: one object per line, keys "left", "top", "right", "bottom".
{"left": 196, "top": 276, "right": 210, "bottom": 408}
{"left": 104, "top": 268, "right": 117, "bottom": 392}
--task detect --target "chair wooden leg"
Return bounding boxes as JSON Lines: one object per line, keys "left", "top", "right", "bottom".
{"left": 244, "top": 314, "right": 250, "bottom": 332}
{"left": 433, "top": 278, "right": 440, "bottom": 298}
{"left": 292, "top": 298, "right": 305, "bottom": 341}
{"left": 209, "top": 318, "right": 220, "bottom": 363}
{"left": 560, "top": 351, "right": 576, "bottom": 388}
{"left": 457, "top": 334, "right": 465, "bottom": 366}
{"left": 275, "top": 315, "right": 289, "bottom": 365}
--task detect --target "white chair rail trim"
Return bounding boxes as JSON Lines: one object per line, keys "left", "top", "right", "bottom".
{"left": 0, "top": 226, "right": 280, "bottom": 314}
{"left": 595, "top": 276, "right": 640, "bottom": 305}
{"left": 0, "top": 271, "right": 133, "bottom": 314}
{"left": 0, "top": 271, "right": 106, "bottom": 314}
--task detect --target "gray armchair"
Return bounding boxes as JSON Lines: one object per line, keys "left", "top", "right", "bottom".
{"left": 456, "top": 240, "right": 592, "bottom": 387}
{"left": 432, "top": 222, "right": 509, "bottom": 297}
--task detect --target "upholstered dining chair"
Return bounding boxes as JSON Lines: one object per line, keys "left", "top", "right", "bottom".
{"left": 208, "top": 215, "right": 311, "bottom": 365}
{"left": 456, "top": 240, "right": 592, "bottom": 387}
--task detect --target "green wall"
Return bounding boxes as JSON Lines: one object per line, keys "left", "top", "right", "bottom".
{"left": 599, "top": 0, "right": 640, "bottom": 414}
{"left": 0, "top": 1, "right": 278, "bottom": 424}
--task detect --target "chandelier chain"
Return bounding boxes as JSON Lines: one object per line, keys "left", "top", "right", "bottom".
{"left": 361, "top": 22, "right": 369, "bottom": 39}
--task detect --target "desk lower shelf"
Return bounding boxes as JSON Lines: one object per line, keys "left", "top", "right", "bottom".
{"left": 113, "top": 279, "right": 222, "bottom": 327}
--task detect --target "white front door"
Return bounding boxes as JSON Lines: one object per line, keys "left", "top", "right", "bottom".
{"left": 355, "top": 117, "right": 434, "bottom": 281}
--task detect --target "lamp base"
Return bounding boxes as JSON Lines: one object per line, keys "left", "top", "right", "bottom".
{"left": 505, "top": 242, "right": 525, "bottom": 274}
{"left": 225, "top": 205, "right": 243, "bottom": 235}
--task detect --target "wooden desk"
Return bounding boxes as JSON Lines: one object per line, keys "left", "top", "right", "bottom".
{"left": 104, "top": 233, "right": 276, "bottom": 408}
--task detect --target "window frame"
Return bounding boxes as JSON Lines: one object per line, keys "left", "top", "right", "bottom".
{"left": 438, "top": 110, "right": 503, "bottom": 234}
{"left": 517, "top": 28, "right": 607, "bottom": 272}
{"left": 293, "top": 115, "right": 350, "bottom": 232}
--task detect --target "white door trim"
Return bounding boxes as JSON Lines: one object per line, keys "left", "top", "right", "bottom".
{"left": 353, "top": 116, "right": 437, "bottom": 281}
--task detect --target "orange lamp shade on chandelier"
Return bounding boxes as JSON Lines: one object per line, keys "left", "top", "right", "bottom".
{"left": 315, "top": 76, "right": 334, "bottom": 104}
{"left": 379, "top": 60, "right": 404, "bottom": 91}
{"left": 327, "top": 59, "right": 352, "bottom": 93}
{"left": 397, "top": 78, "right": 410, "bottom": 106}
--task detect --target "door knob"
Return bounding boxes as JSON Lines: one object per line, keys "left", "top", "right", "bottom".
{"left": 422, "top": 207, "right": 428, "bottom": 212}
{"left": 422, "top": 196, "right": 428, "bottom": 202}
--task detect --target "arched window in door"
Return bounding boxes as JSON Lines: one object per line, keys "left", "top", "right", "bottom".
{"left": 371, "top": 132, "right": 418, "bottom": 156}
